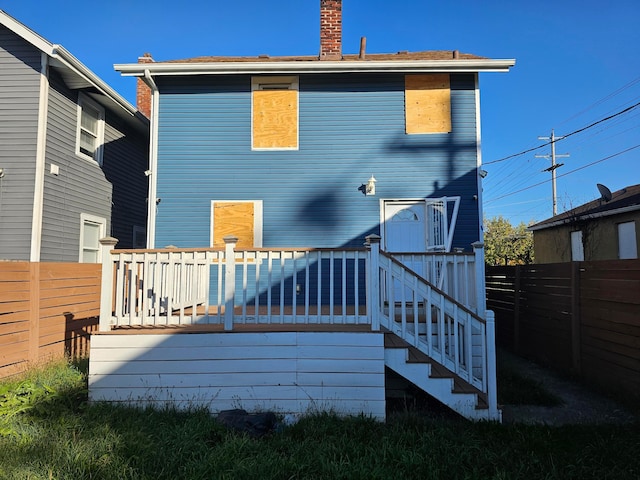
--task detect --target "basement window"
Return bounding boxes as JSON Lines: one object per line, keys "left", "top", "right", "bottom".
{"left": 252, "top": 76, "right": 299, "bottom": 150}
{"left": 405, "top": 74, "right": 452, "bottom": 134}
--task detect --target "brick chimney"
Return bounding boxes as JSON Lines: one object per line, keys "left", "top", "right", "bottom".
{"left": 320, "top": 0, "right": 342, "bottom": 60}
{"left": 136, "top": 53, "right": 153, "bottom": 118}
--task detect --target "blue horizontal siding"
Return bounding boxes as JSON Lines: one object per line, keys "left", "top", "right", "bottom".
{"left": 155, "top": 73, "right": 480, "bottom": 250}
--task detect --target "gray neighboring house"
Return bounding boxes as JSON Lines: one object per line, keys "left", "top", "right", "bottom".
{"left": 0, "top": 10, "right": 149, "bottom": 262}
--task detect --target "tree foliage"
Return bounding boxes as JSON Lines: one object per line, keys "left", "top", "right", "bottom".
{"left": 484, "top": 216, "right": 534, "bottom": 266}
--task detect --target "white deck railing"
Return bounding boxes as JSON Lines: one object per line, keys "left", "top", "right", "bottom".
{"left": 98, "top": 235, "right": 497, "bottom": 417}
{"left": 98, "top": 239, "right": 482, "bottom": 332}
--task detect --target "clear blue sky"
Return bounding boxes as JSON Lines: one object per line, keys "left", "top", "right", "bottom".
{"left": 3, "top": 0, "right": 639, "bottom": 225}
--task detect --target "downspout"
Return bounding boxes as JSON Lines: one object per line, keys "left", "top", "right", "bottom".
{"left": 144, "top": 69, "right": 159, "bottom": 248}
{"left": 30, "top": 52, "right": 49, "bottom": 261}
{"left": 474, "top": 72, "right": 484, "bottom": 247}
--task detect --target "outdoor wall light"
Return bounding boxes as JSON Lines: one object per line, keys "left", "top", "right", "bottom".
{"left": 358, "top": 175, "right": 377, "bottom": 196}
{"left": 0, "top": 168, "right": 5, "bottom": 178}
{"left": 479, "top": 169, "right": 488, "bottom": 178}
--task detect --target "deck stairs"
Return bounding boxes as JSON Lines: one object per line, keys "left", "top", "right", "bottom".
{"left": 384, "top": 331, "right": 490, "bottom": 420}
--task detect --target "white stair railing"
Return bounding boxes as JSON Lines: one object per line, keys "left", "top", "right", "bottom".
{"left": 365, "top": 235, "right": 499, "bottom": 419}
{"left": 389, "top": 252, "right": 477, "bottom": 312}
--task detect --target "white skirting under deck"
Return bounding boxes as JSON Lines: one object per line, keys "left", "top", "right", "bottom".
{"left": 89, "top": 329, "right": 386, "bottom": 420}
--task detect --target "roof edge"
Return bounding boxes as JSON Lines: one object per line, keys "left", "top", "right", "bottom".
{"left": 52, "top": 45, "right": 146, "bottom": 122}
{"left": 528, "top": 203, "right": 640, "bottom": 231}
{"left": 0, "top": 10, "right": 146, "bottom": 125}
{"left": 115, "top": 59, "right": 516, "bottom": 76}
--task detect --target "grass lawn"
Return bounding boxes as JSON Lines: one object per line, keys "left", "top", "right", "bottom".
{"left": 0, "top": 358, "right": 638, "bottom": 480}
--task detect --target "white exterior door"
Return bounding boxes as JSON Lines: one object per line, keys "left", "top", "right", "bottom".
{"left": 383, "top": 197, "right": 459, "bottom": 254}
{"left": 382, "top": 198, "right": 460, "bottom": 302}
{"left": 383, "top": 202, "right": 427, "bottom": 302}
{"left": 384, "top": 202, "right": 427, "bottom": 253}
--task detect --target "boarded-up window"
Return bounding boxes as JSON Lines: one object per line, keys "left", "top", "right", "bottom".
{"left": 405, "top": 74, "right": 451, "bottom": 134}
{"left": 211, "top": 201, "right": 263, "bottom": 248}
{"left": 252, "top": 76, "right": 298, "bottom": 150}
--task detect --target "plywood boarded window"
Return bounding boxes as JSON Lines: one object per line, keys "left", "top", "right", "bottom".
{"left": 405, "top": 74, "right": 451, "bottom": 134}
{"left": 211, "top": 201, "right": 263, "bottom": 248}
{"left": 252, "top": 76, "right": 299, "bottom": 150}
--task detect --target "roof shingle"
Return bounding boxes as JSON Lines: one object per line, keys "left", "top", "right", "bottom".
{"left": 158, "top": 50, "right": 486, "bottom": 64}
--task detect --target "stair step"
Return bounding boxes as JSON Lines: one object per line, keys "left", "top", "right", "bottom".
{"left": 384, "top": 330, "right": 492, "bottom": 414}
{"left": 475, "top": 393, "right": 489, "bottom": 410}
{"left": 384, "top": 333, "right": 411, "bottom": 349}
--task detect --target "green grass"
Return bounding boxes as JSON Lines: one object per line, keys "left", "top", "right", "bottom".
{"left": 1, "top": 360, "right": 638, "bottom": 479}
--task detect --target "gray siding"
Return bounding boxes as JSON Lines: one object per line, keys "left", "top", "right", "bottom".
{"left": 102, "top": 113, "right": 148, "bottom": 249}
{"left": 40, "top": 71, "right": 148, "bottom": 260}
{"left": 0, "top": 25, "right": 41, "bottom": 260}
{"left": 40, "top": 71, "right": 113, "bottom": 262}
{"left": 154, "top": 73, "right": 480, "bottom": 250}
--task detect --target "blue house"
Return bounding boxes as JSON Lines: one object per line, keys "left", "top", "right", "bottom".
{"left": 91, "top": 0, "right": 515, "bottom": 421}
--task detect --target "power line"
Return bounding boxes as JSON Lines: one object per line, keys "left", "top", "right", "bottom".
{"left": 554, "top": 75, "right": 640, "bottom": 128}
{"left": 485, "top": 144, "right": 640, "bottom": 204}
{"left": 484, "top": 100, "right": 640, "bottom": 166}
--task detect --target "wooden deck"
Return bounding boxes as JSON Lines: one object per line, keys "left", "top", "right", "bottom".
{"left": 101, "top": 323, "right": 374, "bottom": 335}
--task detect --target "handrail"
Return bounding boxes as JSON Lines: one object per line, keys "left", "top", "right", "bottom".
{"left": 375, "top": 246, "right": 489, "bottom": 393}
{"left": 380, "top": 251, "right": 485, "bottom": 324}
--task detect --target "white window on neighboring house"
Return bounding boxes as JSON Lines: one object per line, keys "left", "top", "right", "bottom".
{"left": 79, "top": 214, "right": 106, "bottom": 263}
{"left": 76, "top": 94, "right": 105, "bottom": 164}
{"left": 570, "top": 230, "right": 584, "bottom": 261}
{"left": 618, "top": 221, "right": 638, "bottom": 259}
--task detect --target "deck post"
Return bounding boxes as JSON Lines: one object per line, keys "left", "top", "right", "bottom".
{"left": 471, "top": 241, "right": 486, "bottom": 318}
{"left": 223, "top": 236, "right": 238, "bottom": 331}
{"left": 98, "top": 237, "right": 118, "bottom": 332}
{"left": 485, "top": 310, "right": 501, "bottom": 421}
{"left": 365, "top": 235, "right": 381, "bottom": 331}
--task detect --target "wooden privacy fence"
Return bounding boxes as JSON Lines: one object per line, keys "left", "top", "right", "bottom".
{"left": 0, "top": 262, "right": 101, "bottom": 378}
{"left": 486, "top": 260, "right": 640, "bottom": 401}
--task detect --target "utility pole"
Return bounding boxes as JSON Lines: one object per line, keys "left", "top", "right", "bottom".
{"left": 536, "top": 130, "right": 569, "bottom": 216}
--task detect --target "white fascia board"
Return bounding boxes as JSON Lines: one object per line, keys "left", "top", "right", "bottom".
{"left": 0, "top": 10, "right": 53, "bottom": 53}
{"left": 0, "top": 11, "right": 145, "bottom": 124}
{"left": 115, "top": 59, "right": 516, "bottom": 77}
{"left": 528, "top": 204, "right": 640, "bottom": 231}
{"left": 52, "top": 46, "right": 140, "bottom": 117}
